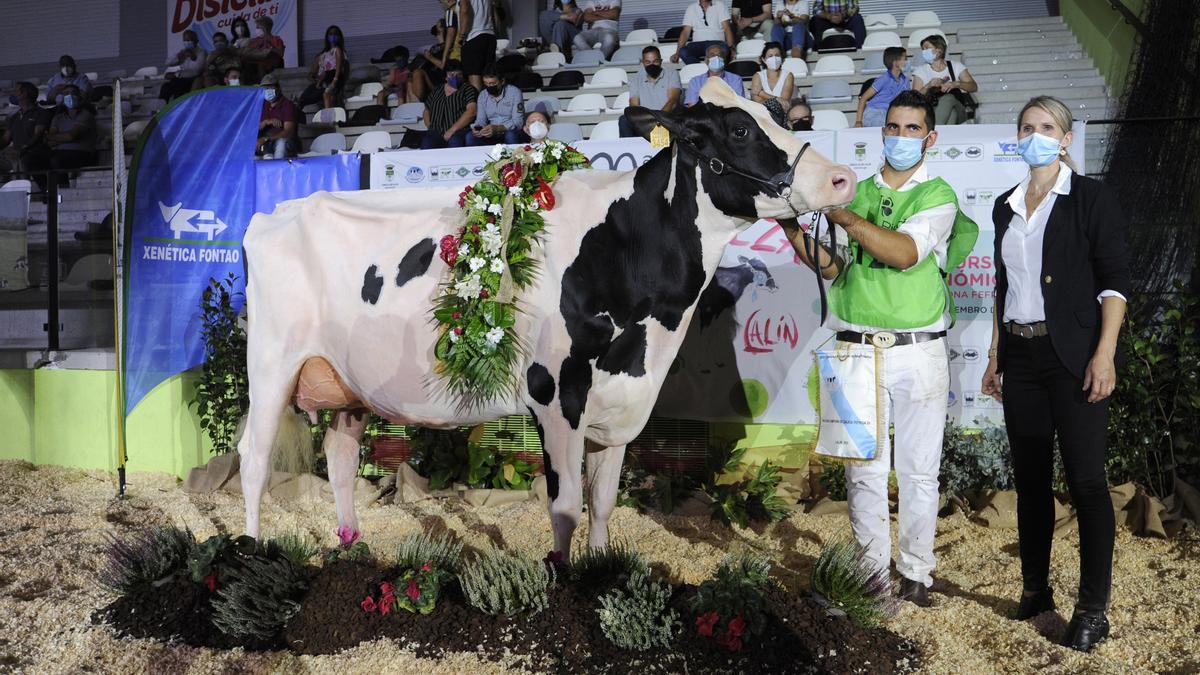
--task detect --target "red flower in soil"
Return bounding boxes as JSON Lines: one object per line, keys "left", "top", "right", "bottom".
{"left": 479, "top": 289, "right": 490, "bottom": 299}
{"left": 727, "top": 614, "right": 746, "bottom": 637}
{"left": 203, "top": 572, "right": 217, "bottom": 593}
{"left": 439, "top": 234, "right": 460, "bottom": 266}
{"left": 501, "top": 161, "right": 523, "bottom": 188}
{"left": 534, "top": 177, "right": 556, "bottom": 211}
{"left": 379, "top": 593, "right": 395, "bottom": 615}
{"left": 361, "top": 596, "right": 377, "bottom": 613}
{"left": 725, "top": 636, "right": 743, "bottom": 652}
{"left": 405, "top": 579, "right": 422, "bottom": 602}
{"left": 421, "top": 561, "right": 432, "bottom": 572}
{"left": 380, "top": 582, "right": 394, "bottom": 596}
{"left": 695, "top": 611, "right": 719, "bottom": 637}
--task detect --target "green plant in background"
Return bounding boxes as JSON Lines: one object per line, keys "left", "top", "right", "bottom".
{"left": 192, "top": 274, "right": 249, "bottom": 455}
{"left": 810, "top": 537, "right": 897, "bottom": 628}
{"left": 597, "top": 570, "right": 679, "bottom": 651}
{"left": 569, "top": 539, "right": 650, "bottom": 587}
{"left": 459, "top": 546, "right": 555, "bottom": 616}
{"left": 620, "top": 467, "right": 697, "bottom": 514}
{"left": 98, "top": 526, "right": 195, "bottom": 594}
{"left": 308, "top": 411, "right": 387, "bottom": 478}
{"left": 406, "top": 425, "right": 539, "bottom": 490}
{"left": 940, "top": 418, "right": 1014, "bottom": 499}
{"left": 211, "top": 554, "right": 309, "bottom": 639}
{"left": 703, "top": 446, "right": 792, "bottom": 528}
{"left": 818, "top": 458, "right": 848, "bottom": 501}
{"left": 395, "top": 530, "right": 464, "bottom": 574}
{"left": 689, "top": 551, "right": 775, "bottom": 652}
{"left": 267, "top": 531, "right": 320, "bottom": 567}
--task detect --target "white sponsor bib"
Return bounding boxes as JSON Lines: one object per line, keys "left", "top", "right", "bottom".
{"left": 813, "top": 343, "right": 886, "bottom": 461}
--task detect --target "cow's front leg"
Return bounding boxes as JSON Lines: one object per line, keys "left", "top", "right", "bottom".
{"left": 530, "top": 408, "right": 587, "bottom": 558}
{"left": 585, "top": 441, "right": 626, "bottom": 549}
{"left": 325, "top": 409, "right": 368, "bottom": 535}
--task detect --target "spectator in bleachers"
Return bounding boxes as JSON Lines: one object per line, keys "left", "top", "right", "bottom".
{"left": 671, "top": 0, "right": 735, "bottom": 66}
{"left": 539, "top": 1, "right": 582, "bottom": 56}
{"left": 410, "top": 17, "right": 456, "bottom": 103}
{"left": 0, "top": 82, "right": 51, "bottom": 190}
{"left": 785, "top": 97, "right": 813, "bottom": 131}
{"left": 223, "top": 67, "right": 242, "bottom": 87}
{"left": 435, "top": 0, "right": 463, "bottom": 68}
{"left": 572, "top": 1, "right": 622, "bottom": 61}
{"left": 461, "top": 0, "right": 498, "bottom": 93}
{"left": 809, "top": 0, "right": 865, "bottom": 50}
{"left": 46, "top": 55, "right": 93, "bottom": 105}
{"left": 771, "top": 1, "right": 814, "bottom": 59}
{"left": 856, "top": 47, "right": 909, "bottom": 128}
{"left": 46, "top": 85, "right": 97, "bottom": 174}
{"left": 256, "top": 74, "right": 298, "bottom": 159}
{"left": 299, "top": 25, "right": 348, "bottom": 110}
{"left": 619, "top": 45, "right": 682, "bottom": 137}
{"left": 467, "top": 64, "right": 525, "bottom": 146}
{"left": 684, "top": 44, "right": 744, "bottom": 106}
{"left": 421, "top": 60, "right": 478, "bottom": 149}
{"left": 732, "top": 0, "right": 773, "bottom": 41}
{"left": 230, "top": 18, "right": 253, "bottom": 49}
{"left": 160, "top": 30, "right": 206, "bottom": 101}
{"left": 377, "top": 49, "right": 415, "bottom": 106}
{"left": 912, "top": 34, "right": 978, "bottom": 126}
{"left": 750, "top": 41, "right": 794, "bottom": 109}
{"left": 240, "top": 15, "right": 286, "bottom": 83}
{"left": 523, "top": 104, "right": 552, "bottom": 143}
{"left": 198, "top": 32, "right": 240, "bottom": 90}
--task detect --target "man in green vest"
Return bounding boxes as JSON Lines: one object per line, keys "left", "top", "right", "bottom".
{"left": 783, "top": 91, "right": 974, "bottom": 607}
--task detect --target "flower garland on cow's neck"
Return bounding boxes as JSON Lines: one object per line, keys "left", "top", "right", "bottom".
{"left": 433, "top": 140, "right": 589, "bottom": 406}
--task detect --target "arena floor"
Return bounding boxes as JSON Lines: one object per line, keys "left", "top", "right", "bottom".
{"left": 0, "top": 460, "right": 1196, "bottom": 674}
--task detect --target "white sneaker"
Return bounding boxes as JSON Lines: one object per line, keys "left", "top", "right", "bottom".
{"left": 549, "top": 43, "right": 560, "bottom": 53}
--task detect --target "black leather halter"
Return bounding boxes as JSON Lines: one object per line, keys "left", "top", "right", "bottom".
{"left": 674, "top": 137, "right": 811, "bottom": 204}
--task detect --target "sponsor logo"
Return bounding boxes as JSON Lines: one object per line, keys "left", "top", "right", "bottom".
{"left": 473, "top": 165, "right": 486, "bottom": 176}
{"left": 159, "top": 202, "right": 227, "bottom": 241}
{"left": 994, "top": 140, "right": 1022, "bottom": 162}
{"left": 589, "top": 151, "right": 652, "bottom": 171}
{"left": 945, "top": 147, "right": 962, "bottom": 159}
{"left": 405, "top": 166, "right": 424, "bottom": 183}
{"left": 947, "top": 390, "right": 957, "bottom": 406}
{"left": 854, "top": 141, "right": 867, "bottom": 161}
{"left": 456, "top": 167, "right": 471, "bottom": 178}
{"left": 962, "top": 390, "right": 1002, "bottom": 409}
{"left": 964, "top": 188, "right": 1001, "bottom": 205}
{"left": 742, "top": 309, "right": 800, "bottom": 355}
{"left": 948, "top": 347, "right": 961, "bottom": 362}
{"left": 965, "top": 146, "right": 983, "bottom": 158}
{"left": 824, "top": 373, "right": 840, "bottom": 392}
{"left": 384, "top": 163, "right": 396, "bottom": 179}
{"left": 962, "top": 347, "right": 980, "bottom": 362}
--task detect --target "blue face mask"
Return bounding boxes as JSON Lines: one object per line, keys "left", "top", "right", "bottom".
{"left": 882, "top": 134, "right": 929, "bottom": 171}
{"left": 63, "top": 95, "right": 76, "bottom": 109}
{"left": 921, "top": 48, "right": 937, "bottom": 62}
{"left": 8, "top": 95, "right": 17, "bottom": 106}
{"left": 264, "top": 88, "right": 277, "bottom": 102}
{"left": 327, "top": 34, "right": 339, "bottom": 46}
{"left": 707, "top": 56, "right": 724, "bottom": 72}
{"left": 446, "top": 74, "right": 463, "bottom": 88}
{"left": 1017, "top": 132, "right": 1064, "bottom": 167}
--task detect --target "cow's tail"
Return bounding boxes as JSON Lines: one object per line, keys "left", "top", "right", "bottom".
{"left": 234, "top": 408, "right": 315, "bottom": 475}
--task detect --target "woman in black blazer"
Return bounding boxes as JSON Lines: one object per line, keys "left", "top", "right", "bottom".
{"left": 981, "top": 95, "right": 1131, "bottom": 652}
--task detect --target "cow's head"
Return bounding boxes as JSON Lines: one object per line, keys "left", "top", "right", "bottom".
{"left": 627, "top": 78, "right": 855, "bottom": 220}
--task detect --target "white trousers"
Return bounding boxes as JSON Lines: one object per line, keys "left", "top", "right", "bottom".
{"left": 845, "top": 337, "right": 949, "bottom": 588}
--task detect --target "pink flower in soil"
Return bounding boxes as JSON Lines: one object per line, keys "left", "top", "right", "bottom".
{"left": 379, "top": 593, "right": 395, "bottom": 615}
{"left": 360, "top": 596, "right": 377, "bottom": 613}
{"left": 405, "top": 579, "right": 422, "bottom": 602}
{"left": 696, "top": 611, "right": 719, "bottom": 637}
{"left": 335, "top": 525, "right": 361, "bottom": 548}
{"left": 727, "top": 614, "right": 746, "bottom": 637}
{"left": 380, "top": 582, "right": 394, "bottom": 596}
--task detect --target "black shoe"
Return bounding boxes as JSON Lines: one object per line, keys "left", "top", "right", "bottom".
{"left": 898, "top": 578, "right": 931, "bottom": 607}
{"left": 1014, "top": 587, "right": 1055, "bottom": 620}
{"left": 1061, "top": 611, "right": 1109, "bottom": 652}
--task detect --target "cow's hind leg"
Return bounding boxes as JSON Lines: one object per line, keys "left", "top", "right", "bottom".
{"left": 530, "top": 408, "right": 587, "bottom": 558}
{"left": 325, "top": 410, "right": 368, "bottom": 535}
{"left": 239, "top": 375, "right": 294, "bottom": 539}
{"left": 585, "top": 442, "right": 626, "bottom": 550}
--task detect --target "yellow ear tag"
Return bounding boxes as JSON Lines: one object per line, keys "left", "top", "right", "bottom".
{"left": 649, "top": 124, "right": 671, "bottom": 149}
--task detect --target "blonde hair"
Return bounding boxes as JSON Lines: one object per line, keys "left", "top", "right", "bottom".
{"left": 1018, "top": 96, "right": 1078, "bottom": 172}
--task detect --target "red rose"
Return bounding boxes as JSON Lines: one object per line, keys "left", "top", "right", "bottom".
{"left": 524, "top": 145, "right": 532, "bottom": 151}
{"left": 451, "top": 311, "right": 461, "bottom": 320}
{"left": 501, "top": 162, "right": 523, "bottom": 188}
{"left": 695, "top": 611, "right": 719, "bottom": 637}
{"left": 458, "top": 185, "right": 473, "bottom": 208}
{"left": 421, "top": 562, "right": 432, "bottom": 572}
{"left": 380, "top": 582, "right": 394, "bottom": 596}
{"left": 204, "top": 572, "right": 217, "bottom": 593}
{"left": 361, "top": 596, "right": 377, "bottom": 613}
{"left": 479, "top": 289, "right": 490, "bottom": 299}
{"left": 453, "top": 327, "right": 463, "bottom": 335}
{"left": 470, "top": 224, "right": 480, "bottom": 233}
{"left": 728, "top": 615, "right": 746, "bottom": 637}
{"left": 405, "top": 579, "right": 421, "bottom": 602}
{"left": 380, "top": 593, "right": 395, "bottom": 615}
{"left": 439, "top": 234, "right": 459, "bottom": 266}
{"left": 534, "top": 177, "right": 556, "bottom": 211}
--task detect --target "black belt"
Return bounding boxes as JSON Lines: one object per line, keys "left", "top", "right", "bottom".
{"left": 836, "top": 330, "right": 946, "bottom": 348}
{"left": 1004, "top": 321, "right": 1048, "bottom": 338}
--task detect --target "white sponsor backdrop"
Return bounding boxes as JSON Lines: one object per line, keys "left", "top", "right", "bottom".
{"left": 367, "top": 124, "right": 1084, "bottom": 427}
{"left": 166, "top": 0, "right": 300, "bottom": 67}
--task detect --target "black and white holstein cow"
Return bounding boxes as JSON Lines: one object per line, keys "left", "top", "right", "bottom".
{"left": 239, "top": 79, "right": 855, "bottom": 557}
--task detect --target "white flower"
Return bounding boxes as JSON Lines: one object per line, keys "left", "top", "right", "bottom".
{"left": 481, "top": 232, "right": 503, "bottom": 256}
{"left": 484, "top": 222, "right": 500, "bottom": 235}
{"left": 487, "top": 202, "right": 504, "bottom": 216}
{"left": 531, "top": 150, "right": 544, "bottom": 164}
{"left": 455, "top": 274, "right": 482, "bottom": 297}
{"left": 449, "top": 331, "right": 460, "bottom": 343}
{"left": 485, "top": 327, "right": 505, "bottom": 345}
{"left": 458, "top": 242, "right": 470, "bottom": 258}
{"left": 489, "top": 258, "right": 505, "bottom": 274}
{"left": 508, "top": 186, "right": 523, "bottom": 196}
{"left": 468, "top": 257, "right": 485, "bottom": 272}
{"left": 551, "top": 146, "right": 563, "bottom": 159}
{"left": 489, "top": 144, "right": 507, "bottom": 160}
{"left": 472, "top": 194, "right": 488, "bottom": 210}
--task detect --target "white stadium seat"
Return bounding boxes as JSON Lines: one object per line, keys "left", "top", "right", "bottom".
{"left": 863, "top": 13, "right": 898, "bottom": 29}
{"left": 571, "top": 49, "right": 606, "bottom": 66}
{"left": 624, "top": 28, "right": 658, "bottom": 46}
{"left": 84, "top": 72, "right": 99, "bottom": 82}
{"left": 133, "top": 66, "right": 159, "bottom": 79}
{"left": 589, "top": 119, "right": 621, "bottom": 140}
{"left": 734, "top": 39, "right": 765, "bottom": 61}
{"left": 908, "top": 29, "right": 947, "bottom": 50}
{"left": 781, "top": 57, "right": 808, "bottom": 78}
{"left": 584, "top": 67, "right": 628, "bottom": 89}
{"left": 812, "top": 54, "right": 855, "bottom": 77}
{"left": 608, "top": 45, "right": 644, "bottom": 65}
{"left": 304, "top": 132, "right": 347, "bottom": 156}
{"left": 548, "top": 122, "right": 584, "bottom": 143}
{"left": 346, "top": 82, "right": 383, "bottom": 103}
{"left": 313, "top": 107, "right": 347, "bottom": 124}
{"left": 351, "top": 130, "right": 393, "bottom": 153}
{"left": 608, "top": 91, "right": 630, "bottom": 113}
{"left": 659, "top": 44, "right": 678, "bottom": 61}
{"left": 495, "top": 38, "right": 510, "bottom": 55}
{"left": 527, "top": 96, "right": 561, "bottom": 115}
{"left": 559, "top": 92, "right": 608, "bottom": 116}
{"left": 861, "top": 51, "right": 886, "bottom": 75}
{"left": 679, "top": 63, "right": 708, "bottom": 84}
{"left": 808, "top": 80, "right": 853, "bottom": 104}
{"left": 903, "top": 11, "right": 942, "bottom": 29}
{"left": 862, "top": 31, "right": 901, "bottom": 52}
{"left": 533, "top": 52, "right": 567, "bottom": 71}
{"left": 811, "top": 110, "right": 849, "bottom": 130}
{"left": 388, "top": 102, "right": 425, "bottom": 123}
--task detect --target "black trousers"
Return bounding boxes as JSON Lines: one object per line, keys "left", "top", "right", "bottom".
{"left": 1001, "top": 334, "right": 1114, "bottom": 612}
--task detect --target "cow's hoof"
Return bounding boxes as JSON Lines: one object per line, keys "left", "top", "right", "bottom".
{"left": 543, "top": 550, "right": 568, "bottom": 573}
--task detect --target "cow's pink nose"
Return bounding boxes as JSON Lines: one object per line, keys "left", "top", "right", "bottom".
{"left": 829, "top": 167, "right": 856, "bottom": 204}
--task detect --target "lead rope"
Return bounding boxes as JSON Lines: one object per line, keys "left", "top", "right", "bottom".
{"left": 803, "top": 210, "right": 837, "bottom": 324}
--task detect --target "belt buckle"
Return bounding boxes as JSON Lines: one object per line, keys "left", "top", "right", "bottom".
{"left": 870, "top": 331, "right": 897, "bottom": 349}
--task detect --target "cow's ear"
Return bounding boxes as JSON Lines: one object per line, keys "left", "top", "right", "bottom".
{"left": 625, "top": 106, "right": 688, "bottom": 143}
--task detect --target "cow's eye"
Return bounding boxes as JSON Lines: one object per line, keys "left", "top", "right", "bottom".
{"left": 733, "top": 126, "right": 749, "bottom": 139}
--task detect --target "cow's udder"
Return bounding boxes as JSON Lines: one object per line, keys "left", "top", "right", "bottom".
{"left": 294, "top": 357, "right": 364, "bottom": 420}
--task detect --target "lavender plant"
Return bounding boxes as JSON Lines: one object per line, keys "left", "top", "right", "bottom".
{"left": 810, "top": 537, "right": 897, "bottom": 627}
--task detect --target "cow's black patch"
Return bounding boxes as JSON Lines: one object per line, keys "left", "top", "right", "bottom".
{"left": 597, "top": 322, "right": 647, "bottom": 376}
{"left": 395, "top": 237, "right": 435, "bottom": 288}
{"left": 697, "top": 256, "right": 777, "bottom": 328}
{"left": 527, "top": 407, "right": 558, "bottom": 501}
{"left": 526, "top": 363, "right": 555, "bottom": 406}
{"left": 361, "top": 265, "right": 384, "bottom": 304}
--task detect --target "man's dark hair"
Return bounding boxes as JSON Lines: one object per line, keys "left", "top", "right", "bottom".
{"left": 445, "top": 59, "right": 464, "bottom": 73}
{"left": 15, "top": 81, "right": 37, "bottom": 101}
{"left": 888, "top": 90, "right": 936, "bottom": 131}
{"left": 59, "top": 54, "right": 75, "bottom": 67}
{"left": 641, "top": 45, "right": 661, "bottom": 59}
{"left": 212, "top": 31, "right": 228, "bottom": 44}
{"left": 481, "top": 63, "right": 505, "bottom": 81}
{"left": 882, "top": 47, "right": 906, "bottom": 71}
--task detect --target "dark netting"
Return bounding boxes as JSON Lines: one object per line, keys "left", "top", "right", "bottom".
{"left": 1099, "top": 0, "right": 1200, "bottom": 296}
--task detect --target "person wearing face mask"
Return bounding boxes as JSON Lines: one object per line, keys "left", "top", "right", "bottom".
{"left": 240, "top": 16, "right": 286, "bottom": 83}
{"left": 256, "top": 74, "right": 298, "bottom": 159}
{"left": 466, "top": 65, "right": 525, "bottom": 146}
{"left": 377, "top": 48, "right": 415, "bottom": 106}
{"left": 46, "top": 85, "right": 98, "bottom": 177}
{"left": 230, "top": 18, "right": 253, "bottom": 50}
{"left": 750, "top": 42, "right": 794, "bottom": 109}
{"left": 684, "top": 44, "right": 744, "bottom": 107}
{"left": 784, "top": 91, "right": 975, "bottom": 609}
{"left": 785, "top": 98, "right": 813, "bottom": 131}
{"left": 523, "top": 107, "right": 552, "bottom": 143}
{"left": 46, "top": 55, "right": 93, "bottom": 106}
{"left": 981, "top": 96, "right": 1129, "bottom": 653}
{"left": 0, "top": 82, "right": 52, "bottom": 190}
{"left": 912, "top": 34, "right": 977, "bottom": 126}
{"left": 224, "top": 67, "right": 243, "bottom": 88}
{"left": 420, "top": 60, "right": 478, "bottom": 149}
{"left": 199, "top": 32, "right": 240, "bottom": 90}
{"left": 618, "top": 46, "right": 681, "bottom": 137}
{"left": 299, "top": 25, "right": 348, "bottom": 109}
{"left": 855, "top": 47, "right": 909, "bottom": 128}
{"left": 161, "top": 30, "right": 207, "bottom": 101}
